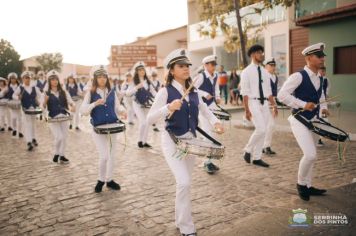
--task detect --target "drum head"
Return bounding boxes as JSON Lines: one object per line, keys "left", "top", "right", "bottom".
{"left": 312, "top": 121, "right": 349, "bottom": 142}
{"left": 182, "top": 138, "right": 223, "bottom": 149}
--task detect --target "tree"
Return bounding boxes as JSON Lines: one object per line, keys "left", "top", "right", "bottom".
{"left": 197, "top": 0, "right": 296, "bottom": 67}
{"left": 36, "top": 53, "right": 63, "bottom": 72}
{"left": 0, "top": 39, "right": 23, "bottom": 78}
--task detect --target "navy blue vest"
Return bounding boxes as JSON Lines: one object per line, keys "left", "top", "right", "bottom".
{"left": 66, "top": 84, "right": 78, "bottom": 97}
{"left": 135, "top": 85, "right": 153, "bottom": 105}
{"left": 292, "top": 70, "right": 323, "bottom": 120}
{"left": 270, "top": 75, "right": 278, "bottom": 97}
{"left": 6, "top": 86, "right": 16, "bottom": 100}
{"left": 47, "top": 92, "right": 68, "bottom": 118}
{"left": 322, "top": 77, "right": 328, "bottom": 97}
{"left": 198, "top": 72, "right": 217, "bottom": 106}
{"left": 90, "top": 89, "right": 118, "bottom": 127}
{"left": 36, "top": 80, "right": 46, "bottom": 92}
{"left": 79, "top": 83, "right": 85, "bottom": 91}
{"left": 165, "top": 85, "right": 199, "bottom": 136}
{"left": 20, "top": 86, "right": 37, "bottom": 109}
{"left": 153, "top": 81, "right": 160, "bottom": 92}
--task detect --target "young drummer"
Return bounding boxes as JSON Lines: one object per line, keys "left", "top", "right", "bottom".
{"left": 0, "top": 77, "right": 8, "bottom": 132}
{"left": 80, "top": 65, "right": 126, "bottom": 193}
{"left": 43, "top": 70, "right": 75, "bottom": 163}
{"left": 126, "top": 61, "right": 156, "bottom": 148}
{"left": 66, "top": 74, "right": 83, "bottom": 130}
{"left": 36, "top": 71, "right": 47, "bottom": 121}
{"left": 147, "top": 49, "right": 224, "bottom": 236}
{"left": 13, "top": 71, "right": 42, "bottom": 151}
{"left": 6, "top": 72, "right": 24, "bottom": 138}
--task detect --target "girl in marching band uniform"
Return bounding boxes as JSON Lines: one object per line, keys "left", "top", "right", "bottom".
{"left": 0, "top": 77, "right": 8, "bottom": 132}
{"left": 65, "top": 74, "right": 83, "bottom": 130}
{"left": 80, "top": 65, "right": 126, "bottom": 193}
{"left": 36, "top": 71, "right": 47, "bottom": 120}
{"left": 126, "top": 61, "right": 156, "bottom": 148}
{"left": 150, "top": 70, "right": 161, "bottom": 132}
{"left": 43, "top": 70, "right": 75, "bottom": 164}
{"left": 123, "top": 72, "right": 135, "bottom": 125}
{"left": 147, "top": 49, "right": 224, "bottom": 236}
{"left": 6, "top": 72, "right": 23, "bottom": 138}
{"left": 13, "top": 71, "right": 42, "bottom": 151}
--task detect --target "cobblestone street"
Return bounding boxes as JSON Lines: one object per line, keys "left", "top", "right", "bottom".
{"left": 0, "top": 115, "right": 355, "bottom": 236}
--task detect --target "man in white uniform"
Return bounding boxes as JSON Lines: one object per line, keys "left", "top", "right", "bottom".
{"left": 277, "top": 43, "right": 329, "bottom": 201}
{"left": 241, "top": 44, "right": 278, "bottom": 168}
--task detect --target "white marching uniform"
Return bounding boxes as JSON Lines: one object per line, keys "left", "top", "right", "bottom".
{"left": 13, "top": 85, "right": 42, "bottom": 144}
{"left": 147, "top": 80, "right": 219, "bottom": 235}
{"left": 46, "top": 90, "right": 74, "bottom": 157}
{"left": 0, "top": 86, "right": 8, "bottom": 129}
{"left": 240, "top": 63, "right": 272, "bottom": 160}
{"left": 126, "top": 80, "right": 156, "bottom": 144}
{"left": 66, "top": 83, "right": 83, "bottom": 128}
{"left": 263, "top": 73, "right": 277, "bottom": 148}
{"left": 80, "top": 88, "right": 124, "bottom": 182}
{"left": 8, "top": 84, "right": 23, "bottom": 137}
{"left": 122, "top": 82, "right": 135, "bottom": 123}
{"left": 278, "top": 66, "right": 327, "bottom": 187}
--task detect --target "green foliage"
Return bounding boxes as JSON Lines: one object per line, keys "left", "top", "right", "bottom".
{"left": 0, "top": 39, "right": 23, "bottom": 78}
{"left": 36, "top": 53, "right": 63, "bottom": 72}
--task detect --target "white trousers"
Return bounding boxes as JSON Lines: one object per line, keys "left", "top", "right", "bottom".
{"left": 244, "top": 101, "right": 270, "bottom": 160}
{"left": 125, "top": 97, "right": 135, "bottom": 123}
{"left": 6, "top": 107, "right": 11, "bottom": 128}
{"left": 10, "top": 109, "right": 22, "bottom": 136}
{"left": 263, "top": 110, "right": 275, "bottom": 148}
{"left": 22, "top": 113, "right": 36, "bottom": 143}
{"left": 289, "top": 115, "right": 318, "bottom": 187}
{"left": 132, "top": 101, "right": 149, "bottom": 143}
{"left": 92, "top": 132, "right": 117, "bottom": 182}
{"left": 70, "top": 100, "right": 82, "bottom": 128}
{"left": 0, "top": 106, "right": 6, "bottom": 128}
{"left": 49, "top": 121, "right": 69, "bottom": 156}
{"left": 161, "top": 131, "right": 196, "bottom": 234}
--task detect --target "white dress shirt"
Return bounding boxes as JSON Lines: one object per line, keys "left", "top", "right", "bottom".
{"left": 194, "top": 70, "right": 220, "bottom": 100}
{"left": 277, "top": 66, "right": 326, "bottom": 110}
{"left": 125, "top": 79, "right": 157, "bottom": 97}
{"left": 80, "top": 87, "right": 124, "bottom": 118}
{"left": 147, "top": 80, "right": 220, "bottom": 138}
{"left": 240, "top": 62, "right": 272, "bottom": 99}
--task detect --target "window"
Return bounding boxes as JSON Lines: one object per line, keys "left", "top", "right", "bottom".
{"left": 334, "top": 45, "right": 356, "bottom": 74}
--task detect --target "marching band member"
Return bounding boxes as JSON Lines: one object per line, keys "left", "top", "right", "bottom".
{"left": 6, "top": 72, "right": 23, "bottom": 138}
{"left": 65, "top": 74, "right": 83, "bottom": 130}
{"left": 126, "top": 61, "right": 156, "bottom": 148}
{"left": 262, "top": 57, "right": 278, "bottom": 155}
{"left": 150, "top": 69, "right": 161, "bottom": 132}
{"left": 43, "top": 70, "right": 75, "bottom": 164}
{"left": 79, "top": 76, "right": 87, "bottom": 92}
{"left": 36, "top": 71, "right": 47, "bottom": 120}
{"left": 317, "top": 66, "right": 329, "bottom": 147}
{"left": 13, "top": 71, "right": 42, "bottom": 151}
{"left": 278, "top": 43, "right": 328, "bottom": 201}
{"left": 147, "top": 49, "right": 224, "bottom": 236}
{"left": 241, "top": 44, "right": 278, "bottom": 168}
{"left": 0, "top": 77, "right": 8, "bottom": 132}
{"left": 80, "top": 65, "right": 126, "bottom": 193}
{"left": 194, "top": 55, "right": 221, "bottom": 174}
{"left": 123, "top": 72, "right": 135, "bottom": 125}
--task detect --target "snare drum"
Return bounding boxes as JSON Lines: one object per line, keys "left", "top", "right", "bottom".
{"left": 176, "top": 137, "right": 225, "bottom": 160}
{"left": 24, "top": 107, "right": 43, "bottom": 115}
{"left": 7, "top": 100, "right": 21, "bottom": 110}
{"left": 47, "top": 114, "right": 73, "bottom": 123}
{"left": 212, "top": 110, "right": 231, "bottom": 121}
{"left": 93, "top": 122, "right": 126, "bottom": 134}
{"left": 0, "top": 99, "right": 8, "bottom": 106}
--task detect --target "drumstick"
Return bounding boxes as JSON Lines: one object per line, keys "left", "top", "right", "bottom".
{"left": 167, "top": 78, "right": 198, "bottom": 119}
{"left": 293, "top": 95, "right": 340, "bottom": 116}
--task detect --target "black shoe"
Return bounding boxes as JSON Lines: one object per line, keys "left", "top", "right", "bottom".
{"left": 138, "top": 141, "right": 144, "bottom": 148}
{"left": 12, "top": 130, "right": 17, "bottom": 136}
{"left": 252, "top": 159, "right": 270, "bottom": 168}
{"left": 95, "top": 180, "right": 105, "bottom": 193}
{"left": 32, "top": 139, "right": 38, "bottom": 146}
{"left": 69, "top": 124, "right": 73, "bottom": 130}
{"left": 0, "top": 128, "right": 4, "bottom": 132}
{"left": 297, "top": 184, "right": 310, "bottom": 201}
{"left": 27, "top": 142, "right": 33, "bottom": 151}
{"left": 59, "top": 156, "right": 69, "bottom": 164}
{"left": 75, "top": 126, "right": 80, "bottom": 130}
{"left": 243, "top": 152, "right": 251, "bottom": 163}
{"left": 53, "top": 155, "right": 59, "bottom": 163}
{"left": 309, "top": 186, "right": 327, "bottom": 196}
{"left": 182, "top": 233, "right": 197, "bottom": 236}
{"left": 107, "top": 180, "right": 121, "bottom": 190}
{"left": 153, "top": 127, "right": 160, "bottom": 132}
{"left": 19, "top": 133, "right": 24, "bottom": 138}
{"left": 143, "top": 143, "right": 152, "bottom": 148}
{"left": 317, "top": 139, "right": 324, "bottom": 147}
{"left": 128, "top": 122, "right": 134, "bottom": 125}
{"left": 8, "top": 127, "right": 13, "bottom": 131}
{"left": 204, "top": 162, "right": 217, "bottom": 174}
{"left": 40, "top": 115, "right": 43, "bottom": 120}
{"left": 263, "top": 147, "right": 276, "bottom": 155}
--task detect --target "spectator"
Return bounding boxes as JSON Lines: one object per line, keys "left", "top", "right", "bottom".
{"left": 218, "top": 65, "right": 228, "bottom": 104}
{"left": 229, "top": 68, "right": 240, "bottom": 105}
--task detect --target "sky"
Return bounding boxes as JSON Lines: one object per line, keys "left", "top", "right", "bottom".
{"left": 0, "top": 0, "right": 188, "bottom": 65}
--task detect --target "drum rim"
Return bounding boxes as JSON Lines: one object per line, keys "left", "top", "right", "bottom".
{"left": 311, "top": 121, "right": 349, "bottom": 142}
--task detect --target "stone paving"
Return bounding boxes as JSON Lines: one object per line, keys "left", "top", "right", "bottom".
{"left": 0, "top": 114, "right": 355, "bottom": 236}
